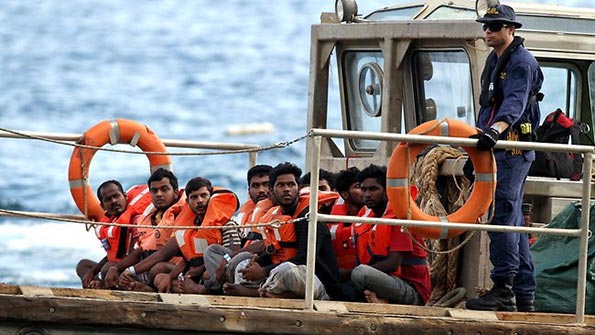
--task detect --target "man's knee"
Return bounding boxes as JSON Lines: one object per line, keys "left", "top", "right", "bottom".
{"left": 351, "top": 264, "right": 374, "bottom": 286}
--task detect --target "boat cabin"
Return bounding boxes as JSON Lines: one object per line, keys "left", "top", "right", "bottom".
{"left": 306, "top": 0, "right": 595, "bottom": 296}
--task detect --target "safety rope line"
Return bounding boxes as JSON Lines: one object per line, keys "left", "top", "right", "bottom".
{"left": 0, "top": 208, "right": 306, "bottom": 230}
{"left": 406, "top": 229, "right": 476, "bottom": 255}
{"left": 0, "top": 127, "right": 310, "bottom": 156}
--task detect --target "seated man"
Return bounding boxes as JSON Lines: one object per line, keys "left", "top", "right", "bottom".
{"left": 76, "top": 180, "right": 151, "bottom": 289}
{"left": 328, "top": 167, "right": 364, "bottom": 282}
{"left": 103, "top": 168, "right": 186, "bottom": 290}
{"left": 116, "top": 177, "right": 239, "bottom": 292}
{"left": 299, "top": 169, "right": 335, "bottom": 192}
{"left": 224, "top": 162, "right": 342, "bottom": 300}
{"left": 348, "top": 164, "right": 431, "bottom": 305}
{"left": 195, "top": 165, "right": 273, "bottom": 294}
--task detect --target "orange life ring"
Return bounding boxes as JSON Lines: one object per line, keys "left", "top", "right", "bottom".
{"left": 386, "top": 119, "right": 496, "bottom": 239}
{"left": 68, "top": 119, "right": 172, "bottom": 221}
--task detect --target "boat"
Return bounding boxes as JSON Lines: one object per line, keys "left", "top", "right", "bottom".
{"left": 1, "top": 0, "right": 594, "bottom": 333}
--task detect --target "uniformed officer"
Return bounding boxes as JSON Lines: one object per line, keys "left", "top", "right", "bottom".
{"left": 466, "top": 3, "right": 543, "bottom": 312}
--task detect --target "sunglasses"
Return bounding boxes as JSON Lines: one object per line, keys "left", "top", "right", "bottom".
{"left": 482, "top": 23, "right": 510, "bottom": 32}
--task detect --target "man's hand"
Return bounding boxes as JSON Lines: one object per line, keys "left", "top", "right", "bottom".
{"left": 103, "top": 267, "right": 120, "bottom": 288}
{"left": 154, "top": 273, "right": 172, "bottom": 293}
{"left": 239, "top": 259, "right": 266, "bottom": 282}
{"left": 474, "top": 127, "right": 500, "bottom": 151}
{"left": 82, "top": 269, "right": 96, "bottom": 288}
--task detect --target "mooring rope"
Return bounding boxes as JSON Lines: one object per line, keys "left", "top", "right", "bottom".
{"left": 0, "top": 208, "right": 305, "bottom": 230}
{"left": 0, "top": 126, "right": 309, "bottom": 156}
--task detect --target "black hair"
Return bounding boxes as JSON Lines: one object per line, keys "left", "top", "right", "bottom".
{"left": 334, "top": 167, "right": 361, "bottom": 194}
{"left": 96, "top": 180, "right": 124, "bottom": 203}
{"left": 185, "top": 177, "right": 213, "bottom": 197}
{"left": 357, "top": 164, "right": 387, "bottom": 189}
{"left": 270, "top": 162, "right": 302, "bottom": 188}
{"left": 247, "top": 164, "right": 273, "bottom": 184}
{"left": 299, "top": 169, "right": 336, "bottom": 188}
{"left": 147, "top": 168, "right": 178, "bottom": 191}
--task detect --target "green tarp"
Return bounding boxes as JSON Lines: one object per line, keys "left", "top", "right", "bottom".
{"left": 531, "top": 202, "right": 595, "bottom": 314}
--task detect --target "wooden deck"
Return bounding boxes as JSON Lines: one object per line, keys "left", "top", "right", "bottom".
{"left": 0, "top": 284, "right": 593, "bottom": 334}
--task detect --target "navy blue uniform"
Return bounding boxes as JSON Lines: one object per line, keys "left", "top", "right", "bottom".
{"left": 477, "top": 40, "right": 543, "bottom": 302}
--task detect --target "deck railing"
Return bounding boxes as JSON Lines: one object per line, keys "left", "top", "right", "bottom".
{"left": 0, "top": 126, "right": 593, "bottom": 325}
{"left": 305, "top": 128, "right": 593, "bottom": 325}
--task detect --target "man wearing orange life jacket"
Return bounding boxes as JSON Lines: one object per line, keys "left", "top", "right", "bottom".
{"left": 76, "top": 180, "right": 151, "bottom": 289}
{"left": 347, "top": 164, "right": 431, "bottom": 305}
{"left": 238, "top": 164, "right": 272, "bottom": 248}
{"left": 328, "top": 167, "right": 364, "bottom": 281}
{"left": 225, "top": 162, "right": 342, "bottom": 300}
{"left": 103, "top": 168, "right": 184, "bottom": 290}
{"left": 118, "top": 176, "right": 239, "bottom": 292}
{"left": 194, "top": 165, "right": 273, "bottom": 294}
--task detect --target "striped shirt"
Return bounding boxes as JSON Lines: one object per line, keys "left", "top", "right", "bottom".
{"left": 221, "top": 220, "right": 241, "bottom": 248}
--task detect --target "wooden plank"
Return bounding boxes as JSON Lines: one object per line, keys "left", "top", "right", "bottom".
{"left": 159, "top": 293, "right": 210, "bottom": 306}
{"left": 497, "top": 311, "right": 595, "bottom": 326}
{"left": 0, "top": 284, "right": 20, "bottom": 295}
{"left": 344, "top": 302, "right": 448, "bottom": 317}
{"left": 448, "top": 308, "right": 499, "bottom": 321}
{"left": 20, "top": 286, "right": 54, "bottom": 297}
{"left": 0, "top": 294, "right": 593, "bottom": 335}
{"left": 208, "top": 296, "right": 305, "bottom": 310}
{"left": 314, "top": 301, "right": 349, "bottom": 313}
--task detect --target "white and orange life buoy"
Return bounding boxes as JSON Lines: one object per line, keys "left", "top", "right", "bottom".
{"left": 386, "top": 119, "right": 496, "bottom": 239}
{"left": 68, "top": 119, "right": 172, "bottom": 221}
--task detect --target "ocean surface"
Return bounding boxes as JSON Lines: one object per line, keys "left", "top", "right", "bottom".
{"left": 0, "top": 0, "right": 393, "bottom": 287}
{"left": 0, "top": 0, "right": 590, "bottom": 288}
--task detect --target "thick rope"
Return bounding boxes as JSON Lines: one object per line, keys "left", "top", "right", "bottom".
{"left": 0, "top": 208, "right": 303, "bottom": 230}
{"left": 409, "top": 145, "right": 474, "bottom": 305}
{"left": 0, "top": 127, "right": 309, "bottom": 156}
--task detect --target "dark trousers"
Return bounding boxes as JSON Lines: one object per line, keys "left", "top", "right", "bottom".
{"left": 489, "top": 151, "right": 535, "bottom": 301}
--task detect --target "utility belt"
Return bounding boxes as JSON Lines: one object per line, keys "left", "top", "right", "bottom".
{"left": 494, "top": 124, "right": 533, "bottom": 155}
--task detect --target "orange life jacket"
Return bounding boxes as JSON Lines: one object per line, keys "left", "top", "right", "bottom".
{"left": 262, "top": 191, "right": 338, "bottom": 265}
{"left": 176, "top": 188, "right": 240, "bottom": 261}
{"left": 242, "top": 198, "right": 274, "bottom": 246}
{"left": 237, "top": 199, "right": 255, "bottom": 237}
{"left": 352, "top": 205, "right": 403, "bottom": 277}
{"left": 328, "top": 198, "right": 357, "bottom": 270}
{"left": 137, "top": 190, "right": 188, "bottom": 251}
{"left": 96, "top": 184, "right": 152, "bottom": 262}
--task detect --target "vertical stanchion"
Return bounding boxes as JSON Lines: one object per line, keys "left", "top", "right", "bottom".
{"left": 575, "top": 150, "right": 592, "bottom": 324}
{"left": 248, "top": 152, "right": 257, "bottom": 168}
{"left": 305, "top": 135, "right": 322, "bottom": 311}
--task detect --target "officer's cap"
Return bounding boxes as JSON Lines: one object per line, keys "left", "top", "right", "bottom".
{"left": 476, "top": 4, "right": 522, "bottom": 28}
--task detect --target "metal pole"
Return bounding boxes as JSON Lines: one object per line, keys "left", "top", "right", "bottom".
{"left": 305, "top": 135, "right": 322, "bottom": 310}
{"left": 575, "top": 151, "right": 593, "bottom": 324}
{"left": 248, "top": 152, "right": 257, "bottom": 167}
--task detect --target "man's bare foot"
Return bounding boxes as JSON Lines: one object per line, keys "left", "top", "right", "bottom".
{"left": 364, "top": 290, "right": 389, "bottom": 304}
{"left": 88, "top": 279, "right": 105, "bottom": 290}
{"left": 179, "top": 279, "right": 209, "bottom": 294}
{"left": 128, "top": 280, "right": 155, "bottom": 292}
{"left": 223, "top": 283, "right": 259, "bottom": 297}
{"left": 259, "top": 289, "right": 300, "bottom": 299}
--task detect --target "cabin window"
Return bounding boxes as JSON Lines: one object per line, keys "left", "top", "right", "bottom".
{"left": 342, "top": 50, "right": 384, "bottom": 151}
{"left": 412, "top": 50, "right": 474, "bottom": 126}
{"left": 539, "top": 63, "right": 579, "bottom": 123}
{"left": 365, "top": 5, "right": 424, "bottom": 21}
{"left": 589, "top": 63, "right": 595, "bottom": 128}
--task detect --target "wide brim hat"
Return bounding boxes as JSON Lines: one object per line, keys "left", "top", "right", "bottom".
{"left": 476, "top": 4, "right": 523, "bottom": 28}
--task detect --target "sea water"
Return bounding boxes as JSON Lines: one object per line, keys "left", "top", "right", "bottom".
{"left": 0, "top": 0, "right": 391, "bottom": 287}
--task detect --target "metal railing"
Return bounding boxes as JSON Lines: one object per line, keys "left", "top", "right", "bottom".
{"left": 305, "top": 128, "right": 593, "bottom": 325}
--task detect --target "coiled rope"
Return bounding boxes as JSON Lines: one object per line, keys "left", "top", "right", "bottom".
{"left": 409, "top": 145, "right": 473, "bottom": 306}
